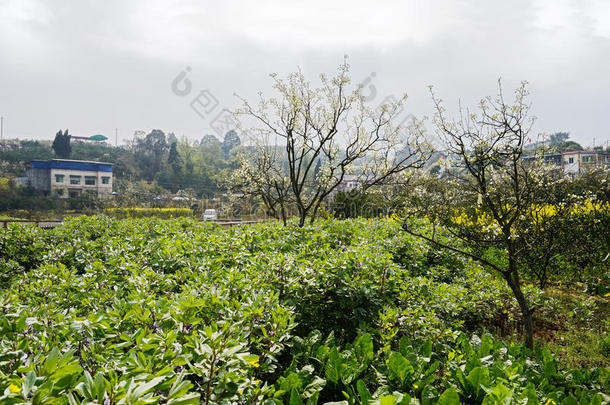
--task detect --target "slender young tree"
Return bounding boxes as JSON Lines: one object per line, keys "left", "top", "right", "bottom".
{"left": 168, "top": 142, "right": 182, "bottom": 173}
{"left": 222, "top": 130, "right": 241, "bottom": 159}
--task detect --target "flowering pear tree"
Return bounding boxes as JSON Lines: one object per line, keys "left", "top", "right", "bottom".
{"left": 237, "top": 60, "right": 430, "bottom": 226}
{"left": 229, "top": 142, "right": 292, "bottom": 224}
{"left": 403, "top": 80, "right": 546, "bottom": 348}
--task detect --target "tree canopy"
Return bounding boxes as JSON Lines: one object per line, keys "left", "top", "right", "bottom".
{"left": 235, "top": 61, "right": 430, "bottom": 226}
{"left": 52, "top": 129, "right": 71, "bottom": 158}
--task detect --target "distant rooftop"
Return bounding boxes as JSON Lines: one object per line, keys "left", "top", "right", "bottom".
{"left": 41, "top": 158, "right": 113, "bottom": 165}
{"left": 71, "top": 134, "right": 108, "bottom": 142}
{"left": 89, "top": 134, "right": 108, "bottom": 141}
{"left": 28, "top": 159, "right": 113, "bottom": 172}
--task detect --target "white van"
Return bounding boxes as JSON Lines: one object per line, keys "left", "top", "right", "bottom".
{"left": 203, "top": 209, "right": 218, "bottom": 221}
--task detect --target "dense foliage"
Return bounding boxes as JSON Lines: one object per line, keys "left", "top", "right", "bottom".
{"left": 0, "top": 217, "right": 608, "bottom": 404}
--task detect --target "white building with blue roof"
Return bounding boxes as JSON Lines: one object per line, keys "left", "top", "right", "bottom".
{"left": 25, "top": 159, "right": 113, "bottom": 198}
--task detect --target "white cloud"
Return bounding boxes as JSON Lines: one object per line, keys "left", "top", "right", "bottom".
{"left": 0, "top": 0, "right": 53, "bottom": 57}
{"left": 0, "top": 0, "right": 53, "bottom": 24}
{"left": 80, "top": 0, "right": 469, "bottom": 64}
{"left": 0, "top": 0, "right": 608, "bottom": 144}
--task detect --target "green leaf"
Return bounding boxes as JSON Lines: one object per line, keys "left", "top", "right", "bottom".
{"left": 356, "top": 380, "right": 371, "bottom": 404}
{"left": 396, "top": 393, "right": 411, "bottom": 405}
{"left": 93, "top": 372, "right": 106, "bottom": 402}
{"left": 340, "top": 354, "right": 359, "bottom": 385}
{"left": 168, "top": 372, "right": 195, "bottom": 399}
{"left": 354, "top": 333, "right": 374, "bottom": 364}
{"left": 22, "top": 370, "right": 37, "bottom": 397}
{"left": 67, "top": 392, "right": 80, "bottom": 405}
{"left": 420, "top": 339, "right": 433, "bottom": 360}
{"left": 398, "top": 336, "right": 411, "bottom": 357}
{"left": 589, "top": 393, "right": 603, "bottom": 405}
{"left": 466, "top": 367, "right": 489, "bottom": 398}
{"left": 438, "top": 388, "right": 461, "bottom": 405}
{"left": 388, "top": 352, "right": 414, "bottom": 385}
{"left": 133, "top": 376, "right": 165, "bottom": 398}
{"left": 520, "top": 385, "right": 539, "bottom": 405}
{"left": 43, "top": 348, "right": 59, "bottom": 375}
{"left": 482, "top": 384, "right": 512, "bottom": 405}
{"left": 167, "top": 393, "right": 201, "bottom": 405}
{"left": 421, "top": 385, "right": 438, "bottom": 405}
{"left": 454, "top": 368, "right": 467, "bottom": 391}
{"left": 380, "top": 394, "right": 397, "bottom": 405}
{"left": 32, "top": 379, "right": 54, "bottom": 403}
{"left": 306, "top": 392, "right": 319, "bottom": 405}
{"left": 477, "top": 335, "right": 493, "bottom": 358}
{"left": 303, "top": 377, "right": 326, "bottom": 398}
{"left": 241, "top": 353, "right": 260, "bottom": 368}
{"left": 325, "top": 347, "right": 341, "bottom": 384}
{"left": 290, "top": 388, "right": 304, "bottom": 405}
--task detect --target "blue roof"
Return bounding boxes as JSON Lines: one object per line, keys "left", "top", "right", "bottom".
{"left": 30, "top": 159, "right": 112, "bottom": 172}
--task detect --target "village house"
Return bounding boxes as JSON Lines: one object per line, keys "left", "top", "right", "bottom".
{"left": 522, "top": 150, "right": 610, "bottom": 174}
{"left": 561, "top": 150, "right": 610, "bottom": 174}
{"left": 25, "top": 159, "right": 113, "bottom": 198}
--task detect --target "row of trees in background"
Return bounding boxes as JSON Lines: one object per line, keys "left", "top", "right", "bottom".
{"left": 0, "top": 128, "right": 243, "bottom": 203}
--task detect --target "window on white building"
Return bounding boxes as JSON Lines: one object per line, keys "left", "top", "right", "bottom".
{"left": 69, "top": 175, "right": 81, "bottom": 185}
{"left": 55, "top": 174, "right": 64, "bottom": 183}
{"left": 102, "top": 176, "right": 110, "bottom": 185}
{"left": 85, "top": 176, "right": 96, "bottom": 185}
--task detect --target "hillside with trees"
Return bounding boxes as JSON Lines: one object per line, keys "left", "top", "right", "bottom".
{"left": 0, "top": 129, "right": 242, "bottom": 213}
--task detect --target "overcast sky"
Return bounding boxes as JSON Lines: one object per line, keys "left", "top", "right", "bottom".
{"left": 1, "top": 0, "right": 609, "bottom": 147}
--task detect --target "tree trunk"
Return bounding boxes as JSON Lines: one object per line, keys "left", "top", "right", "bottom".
{"left": 298, "top": 209, "right": 306, "bottom": 227}
{"left": 538, "top": 273, "right": 547, "bottom": 289}
{"left": 309, "top": 205, "right": 319, "bottom": 225}
{"left": 504, "top": 266, "right": 534, "bottom": 349}
{"left": 280, "top": 204, "right": 287, "bottom": 226}
{"left": 310, "top": 199, "right": 326, "bottom": 224}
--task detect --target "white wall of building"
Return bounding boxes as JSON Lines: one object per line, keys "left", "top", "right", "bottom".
{"left": 49, "top": 168, "right": 112, "bottom": 198}
{"left": 562, "top": 152, "right": 580, "bottom": 174}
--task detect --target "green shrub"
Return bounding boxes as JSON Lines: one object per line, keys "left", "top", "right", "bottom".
{"left": 104, "top": 207, "right": 193, "bottom": 219}
{"left": 0, "top": 216, "right": 607, "bottom": 403}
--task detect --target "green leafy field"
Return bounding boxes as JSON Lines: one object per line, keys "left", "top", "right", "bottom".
{"left": 0, "top": 217, "right": 608, "bottom": 404}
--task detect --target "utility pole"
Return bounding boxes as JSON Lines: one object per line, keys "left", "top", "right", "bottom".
{"left": 115, "top": 128, "right": 118, "bottom": 147}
